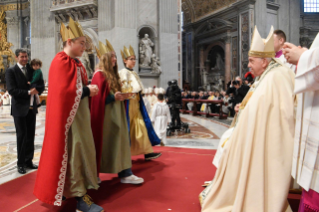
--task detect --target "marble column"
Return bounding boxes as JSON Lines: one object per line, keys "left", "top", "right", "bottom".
{"left": 199, "top": 45, "right": 205, "bottom": 87}
{"left": 159, "top": 0, "right": 178, "bottom": 88}
{"left": 224, "top": 35, "right": 231, "bottom": 90}
{"left": 30, "top": 0, "right": 56, "bottom": 80}
{"left": 6, "top": 17, "right": 20, "bottom": 51}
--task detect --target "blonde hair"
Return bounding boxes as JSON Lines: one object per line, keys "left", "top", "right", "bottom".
{"left": 97, "top": 53, "right": 121, "bottom": 93}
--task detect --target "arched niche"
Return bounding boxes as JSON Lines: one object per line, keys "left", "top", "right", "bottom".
{"left": 137, "top": 25, "right": 159, "bottom": 67}
{"left": 204, "top": 43, "right": 226, "bottom": 89}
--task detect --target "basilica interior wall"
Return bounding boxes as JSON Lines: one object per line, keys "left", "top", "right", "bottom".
{"left": 181, "top": 0, "right": 313, "bottom": 91}
{"left": 30, "top": 0, "right": 56, "bottom": 81}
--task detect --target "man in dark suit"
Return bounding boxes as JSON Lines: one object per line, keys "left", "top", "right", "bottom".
{"left": 234, "top": 76, "right": 250, "bottom": 106}
{"left": 5, "top": 49, "right": 44, "bottom": 174}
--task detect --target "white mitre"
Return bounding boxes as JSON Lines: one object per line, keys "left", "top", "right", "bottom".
{"left": 154, "top": 88, "right": 159, "bottom": 94}
{"left": 159, "top": 87, "right": 165, "bottom": 94}
{"left": 148, "top": 87, "right": 153, "bottom": 93}
{"left": 249, "top": 26, "right": 275, "bottom": 58}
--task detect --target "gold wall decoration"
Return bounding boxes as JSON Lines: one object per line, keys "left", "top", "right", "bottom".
{"left": 0, "top": 10, "right": 16, "bottom": 68}
{"left": 0, "top": 2, "right": 30, "bottom": 12}
{"left": 182, "top": 0, "right": 238, "bottom": 23}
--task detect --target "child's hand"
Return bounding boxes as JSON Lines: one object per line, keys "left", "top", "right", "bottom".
{"left": 27, "top": 82, "right": 30, "bottom": 85}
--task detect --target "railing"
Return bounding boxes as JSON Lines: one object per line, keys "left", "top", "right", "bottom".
{"left": 180, "top": 99, "right": 228, "bottom": 119}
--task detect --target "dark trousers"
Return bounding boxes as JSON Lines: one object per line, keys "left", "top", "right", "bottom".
{"left": 13, "top": 109, "right": 36, "bottom": 167}
{"left": 118, "top": 168, "right": 133, "bottom": 178}
{"left": 170, "top": 108, "right": 181, "bottom": 127}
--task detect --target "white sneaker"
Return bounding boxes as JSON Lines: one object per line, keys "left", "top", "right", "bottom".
{"left": 120, "top": 175, "right": 144, "bottom": 184}
{"left": 97, "top": 177, "right": 101, "bottom": 184}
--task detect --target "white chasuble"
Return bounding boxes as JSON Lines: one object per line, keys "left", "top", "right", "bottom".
{"left": 201, "top": 59, "right": 295, "bottom": 212}
{"left": 292, "top": 46, "right": 319, "bottom": 193}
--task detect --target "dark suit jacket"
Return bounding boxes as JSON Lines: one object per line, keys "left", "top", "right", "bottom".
{"left": 5, "top": 63, "right": 45, "bottom": 117}
{"left": 234, "top": 84, "right": 250, "bottom": 105}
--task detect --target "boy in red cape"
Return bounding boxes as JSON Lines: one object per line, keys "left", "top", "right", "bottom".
{"left": 33, "top": 17, "right": 104, "bottom": 212}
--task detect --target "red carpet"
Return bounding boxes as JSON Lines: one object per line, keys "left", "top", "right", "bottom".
{"left": 0, "top": 146, "right": 301, "bottom": 212}
{"left": 0, "top": 147, "right": 217, "bottom": 212}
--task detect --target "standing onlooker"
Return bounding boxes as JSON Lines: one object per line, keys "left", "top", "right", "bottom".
{"left": 234, "top": 76, "right": 250, "bottom": 106}
{"left": 5, "top": 49, "right": 44, "bottom": 174}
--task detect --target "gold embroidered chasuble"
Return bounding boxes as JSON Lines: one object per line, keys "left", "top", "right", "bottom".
{"left": 201, "top": 59, "right": 295, "bottom": 212}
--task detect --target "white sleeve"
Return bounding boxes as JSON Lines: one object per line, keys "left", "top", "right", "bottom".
{"left": 295, "top": 47, "right": 319, "bottom": 94}
{"left": 166, "top": 105, "right": 171, "bottom": 123}
{"left": 119, "top": 69, "right": 128, "bottom": 82}
{"left": 151, "top": 104, "right": 157, "bottom": 122}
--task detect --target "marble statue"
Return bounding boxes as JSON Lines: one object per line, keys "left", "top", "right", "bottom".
{"left": 218, "top": 77, "right": 224, "bottom": 91}
{"left": 139, "top": 34, "right": 154, "bottom": 67}
{"left": 211, "top": 53, "right": 224, "bottom": 72}
{"left": 150, "top": 54, "right": 162, "bottom": 74}
{"left": 79, "top": 51, "right": 93, "bottom": 78}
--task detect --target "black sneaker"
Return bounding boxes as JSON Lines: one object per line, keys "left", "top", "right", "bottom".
{"left": 75, "top": 194, "right": 104, "bottom": 212}
{"left": 144, "top": 152, "right": 162, "bottom": 161}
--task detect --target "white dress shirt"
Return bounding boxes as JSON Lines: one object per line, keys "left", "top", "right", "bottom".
{"left": 17, "top": 62, "right": 31, "bottom": 95}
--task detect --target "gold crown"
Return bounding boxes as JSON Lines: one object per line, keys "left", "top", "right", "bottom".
{"left": 120, "top": 45, "right": 136, "bottom": 60}
{"left": 60, "top": 17, "right": 85, "bottom": 42}
{"left": 95, "top": 39, "right": 115, "bottom": 59}
{"left": 248, "top": 26, "right": 275, "bottom": 58}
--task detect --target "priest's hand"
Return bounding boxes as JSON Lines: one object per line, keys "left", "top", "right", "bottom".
{"left": 88, "top": 84, "right": 99, "bottom": 97}
{"left": 235, "top": 103, "right": 241, "bottom": 114}
{"left": 283, "top": 42, "right": 308, "bottom": 65}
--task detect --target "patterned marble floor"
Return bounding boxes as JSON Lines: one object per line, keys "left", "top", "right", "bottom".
{"left": 0, "top": 105, "right": 229, "bottom": 185}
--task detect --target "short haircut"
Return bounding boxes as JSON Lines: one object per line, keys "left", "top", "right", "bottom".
{"left": 274, "top": 30, "right": 287, "bottom": 42}
{"left": 31, "top": 59, "right": 42, "bottom": 67}
{"left": 63, "top": 38, "right": 78, "bottom": 48}
{"left": 158, "top": 93, "right": 164, "bottom": 100}
{"left": 15, "top": 49, "right": 28, "bottom": 57}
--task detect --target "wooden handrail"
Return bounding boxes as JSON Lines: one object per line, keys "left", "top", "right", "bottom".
{"left": 180, "top": 98, "right": 227, "bottom": 119}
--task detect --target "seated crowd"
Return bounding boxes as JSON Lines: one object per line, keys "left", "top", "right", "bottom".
{"left": 181, "top": 73, "right": 254, "bottom": 117}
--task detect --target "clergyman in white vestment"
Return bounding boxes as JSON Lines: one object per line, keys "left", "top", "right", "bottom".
{"left": 283, "top": 33, "right": 319, "bottom": 212}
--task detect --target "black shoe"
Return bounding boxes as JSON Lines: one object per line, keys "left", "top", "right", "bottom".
{"left": 25, "top": 163, "right": 38, "bottom": 169}
{"left": 144, "top": 152, "right": 162, "bottom": 161}
{"left": 76, "top": 194, "right": 104, "bottom": 212}
{"left": 18, "top": 166, "right": 26, "bottom": 174}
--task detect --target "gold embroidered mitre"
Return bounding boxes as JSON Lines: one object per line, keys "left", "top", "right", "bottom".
{"left": 248, "top": 26, "right": 275, "bottom": 58}
{"left": 121, "top": 45, "right": 136, "bottom": 60}
{"left": 95, "top": 39, "right": 115, "bottom": 59}
{"left": 60, "top": 17, "right": 85, "bottom": 42}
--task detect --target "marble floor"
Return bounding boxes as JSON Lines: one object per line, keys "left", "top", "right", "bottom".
{"left": 0, "top": 105, "right": 229, "bottom": 185}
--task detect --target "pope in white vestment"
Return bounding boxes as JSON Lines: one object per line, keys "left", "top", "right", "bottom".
{"left": 284, "top": 33, "right": 319, "bottom": 212}
{"left": 200, "top": 26, "right": 295, "bottom": 212}
{"left": 151, "top": 100, "right": 171, "bottom": 145}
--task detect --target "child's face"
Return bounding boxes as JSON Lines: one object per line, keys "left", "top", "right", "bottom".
{"left": 124, "top": 56, "right": 136, "bottom": 69}
{"left": 69, "top": 37, "right": 86, "bottom": 57}
{"left": 32, "top": 64, "right": 40, "bottom": 70}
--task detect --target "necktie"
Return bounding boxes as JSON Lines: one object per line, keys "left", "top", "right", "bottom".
{"left": 22, "top": 67, "right": 26, "bottom": 77}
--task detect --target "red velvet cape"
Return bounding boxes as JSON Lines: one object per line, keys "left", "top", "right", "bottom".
{"left": 90, "top": 70, "right": 110, "bottom": 174}
{"left": 33, "top": 51, "right": 88, "bottom": 206}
